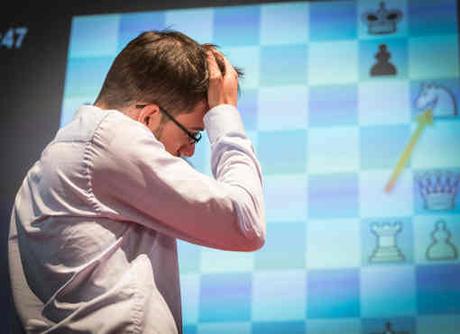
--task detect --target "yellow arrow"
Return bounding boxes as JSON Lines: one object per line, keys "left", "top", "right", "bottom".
{"left": 384, "top": 109, "right": 433, "bottom": 193}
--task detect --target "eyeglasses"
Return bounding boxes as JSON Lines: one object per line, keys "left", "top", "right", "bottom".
{"left": 136, "top": 104, "right": 202, "bottom": 144}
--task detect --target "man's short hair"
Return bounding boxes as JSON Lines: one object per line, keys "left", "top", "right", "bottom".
{"left": 95, "top": 30, "right": 242, "bottom": 115}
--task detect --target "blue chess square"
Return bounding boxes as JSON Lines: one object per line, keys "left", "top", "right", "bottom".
{"left": 64, "top": 56, "right": 114, "bottom": 99}
{"left": 309, "top": 84, "right": 358, "bottom": 127}
{"left": 260, "top": 2, "right": 309, "bottom": 45}
{"left": 165, "top": 8, "right": 214, "bottom": 43}
{"left": 252, "top": 270, "right": 306, "bottom": 321}
{"left": 258, "top": 130, "right": 307, "bottom": 174}
{"left": 360, "top": 125, "right": 411, "bottom": 170}
{"left": 411, "top": 120, "right": 460, "bottom": 169}
{"left": 69, "top": 15, "right": 119, "bottom": 58}
{"left": 361, "top": 217, "right": 414, "bottom": 266}
{"left": 409, "top": 35, "right": 459, "bottom": 80}
{"left": 178, "top": 241, "right": 201, "bottom": 274}
{"left": 260, "top": 45, "right": 308, "bottom": 86}
{"left": 306, "top": 219, "right": 361, "bottom": 269}
{"left": 197, "top": 322, "right": 251, "bottom": 334}
{"left": 117, "top": 12, "right": 166, "bottom": 51}
{"left": 238, "top": 89, "right": 258, "bottom": 131}
{"left": 184, "top": 325, "right": 197, "bottom": 334}
{"left": 307, "top": 269, "right": 360, "bottom": 318}
{"left": 255, "top": 222, "right": 306, "bottom": 270}
{"left": 309, "top": 1, "right": 357, "bottom": 41}
{"left": 252, "top": 321, "right": 306, "bottom": 334}
{"left": 264, "top": 174, "right": 308, "bottom": 223}
{"left": 221, "top": 46, "right": 260, "bottom": 90}
{"left": 416, "top": 264, "right": 460, "bottom": 314}
{"left": 308, "top": 173, "right": 359, "bottom": 219}
{"left": 361, "top": 266, "right": 417, "bottom": 317}
{"left": 212, "top": 5, "right": 260, "bottom": 46}
{"left": 199, "top": 273, "right": 252, "bottom": 322}
{"left": 307, "top": 127, "right": 360, "bottom": 174}
{"left": 306, "top": 318, "right": 361, "bottom": 334}
{"left": 181, "top": 273, "right": 200, "bottom": 326}
{"left": 417, "top": 315, "right": 460, "bottom": 334}
{"left": 409, "top": 0, "right": 458, "bottom": 36}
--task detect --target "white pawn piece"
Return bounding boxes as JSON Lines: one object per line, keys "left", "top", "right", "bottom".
{"left": 426, "top": 219, "right": 458, "bottom": 261}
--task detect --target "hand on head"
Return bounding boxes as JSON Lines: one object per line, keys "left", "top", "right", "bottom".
{"left": 206, "top": 48, "right": 239, "bottom": 109}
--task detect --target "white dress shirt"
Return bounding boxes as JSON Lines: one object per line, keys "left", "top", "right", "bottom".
{"left": 8, "top": 104, "right": 265, "bottom": 333}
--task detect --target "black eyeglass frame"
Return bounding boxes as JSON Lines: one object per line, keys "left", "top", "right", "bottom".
{"left": 136, "top": 104, "right": 202, "bottom": 144}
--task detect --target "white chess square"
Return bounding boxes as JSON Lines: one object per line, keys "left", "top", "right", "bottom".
{"left": 260, "top": 2, "right": 310, "bottom": 45}
{"left": 307, "top": 126, "right": 360, "bottom": 175}
{"left": 221, "top": 46, "right": 260, "bottom": 90}
{"left": 199, "top": 248, "right": 254, "bottom": 274}
{"left": 358, "top": 80, "right": 411, "bottom": 126}
{"left": 252, "top": 270, "right": 307, "bottom": 321}
{"left": 359, "top": 169, "right": 414, "bottom": 218}
{"left": 165, "top": 8, "right": 214, "bottom": 43}
{"left": 264, "top": 173, "right": 308, "bottom": 223}
{"left": 308, "top": 41, "right": 358, "bottom": 86}
{"left": 257, "top": 85, "right": 309, "bottom": 131}
{"left": 306, "top": 219, "right": 361, "bottom": 269}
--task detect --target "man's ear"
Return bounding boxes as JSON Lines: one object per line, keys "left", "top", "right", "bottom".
{"left": 137, "top": 104, "right": 161, "bottom": 126}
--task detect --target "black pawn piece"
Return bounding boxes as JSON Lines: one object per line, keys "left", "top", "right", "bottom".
{"left": 370, "top": 44, "right": 397, "bottom": 76}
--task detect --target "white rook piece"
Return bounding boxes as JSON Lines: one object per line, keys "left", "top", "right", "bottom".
{"left": 370, "top": 221, "right": 405, "bottom": 263}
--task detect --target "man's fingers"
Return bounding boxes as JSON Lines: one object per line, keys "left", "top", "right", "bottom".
{"left": 220, "top": 52, "right": 237, "bottom": 78}
{"left": 207, "top": 51, "right": 221, "bottom": 79}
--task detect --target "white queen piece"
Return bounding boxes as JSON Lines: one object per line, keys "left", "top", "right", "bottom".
{"left": 416, "top": 171, "right": 459, "bottom": 211}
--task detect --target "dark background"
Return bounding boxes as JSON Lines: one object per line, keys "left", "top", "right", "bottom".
{"left": 0, "top": 0, "right": 288, "bottom": 330}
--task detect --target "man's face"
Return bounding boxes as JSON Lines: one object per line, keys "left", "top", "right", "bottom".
{"left": 149, "top": 100, "right": 207, "bottom": 157}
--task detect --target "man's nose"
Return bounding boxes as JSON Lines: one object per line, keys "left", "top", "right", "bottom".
{"left": 180, "top": 142, "right": 195, "bottom": 157}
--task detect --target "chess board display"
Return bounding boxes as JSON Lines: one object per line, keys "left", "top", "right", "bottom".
{"left": 61, "top": 0, "right": 460, "bottom": 333}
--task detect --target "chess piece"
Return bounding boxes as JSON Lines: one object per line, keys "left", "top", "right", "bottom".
{"left": 370, "top": 44, "right": 397, "bottom": 76}
{"left": 362, "top": 2, "right": 403, "bottom": 35}
{"left": 383, "top": 321, "right": 396, "bottom": 334}
{"left": 416, "top": 171, "right": 459, "bottom": 211}
{"left": 426, "top": 219, "right": 458, "bottom": 261}
{"left": 369, "top": 222, "right": 405, "bottom": 263}
{"left": 415, "top": 82, "right": 458, "bottom": 118}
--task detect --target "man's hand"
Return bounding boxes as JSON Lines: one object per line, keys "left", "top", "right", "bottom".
{"left": 207, "top": 49, "right": 239, "bottom": 109}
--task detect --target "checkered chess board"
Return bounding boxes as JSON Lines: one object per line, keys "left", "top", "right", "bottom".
{"left": 61, "top": 1, "right": 460, "bottom": 333}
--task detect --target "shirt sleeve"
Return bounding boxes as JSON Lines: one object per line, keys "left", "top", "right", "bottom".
{"left": 89, "top": 105, "right": 265, "bottom": 252}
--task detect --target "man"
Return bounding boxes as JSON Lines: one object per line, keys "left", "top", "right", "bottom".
{"left": 8, "top": 30, "right": 265, "bottom": 333}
